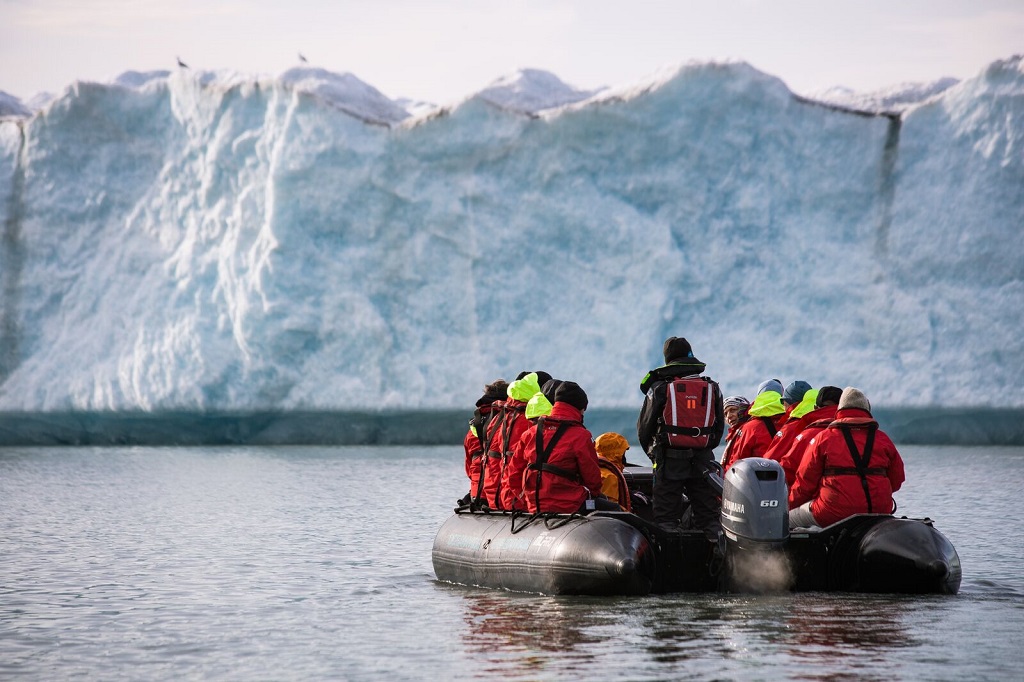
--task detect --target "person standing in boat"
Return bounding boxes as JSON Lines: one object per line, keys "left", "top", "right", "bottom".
{"left": 636, "top": 337, "right": 724, "bottom": 537}
{"left": 461, "top": 379, "right": 508, "bottom": 507}
{"left": 721, "top": 379, "right": 787, "bottom": 472}
{"left": 503, "top": 381, "right": 611, "bottom": 514}
{"left": 788, "top": 387, "right": 906, "bottom": 529}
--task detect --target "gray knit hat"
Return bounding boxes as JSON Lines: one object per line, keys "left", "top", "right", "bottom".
{"left": 783, "top": 380, "right": 812, "bottom": 406}
{"left": 838, "top": 387, "right": 871, "bottom": 412}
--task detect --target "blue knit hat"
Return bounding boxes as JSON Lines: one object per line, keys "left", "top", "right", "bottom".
{"left": 783, "top": 380, "right": 812, "bottom": 406}
{"left": 757, "top": 379, "right": 784, "bottom": 396}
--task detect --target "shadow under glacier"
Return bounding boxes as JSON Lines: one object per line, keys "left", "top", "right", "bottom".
{"left": 0, "top": 407, "right": 1021, "bottom": 446}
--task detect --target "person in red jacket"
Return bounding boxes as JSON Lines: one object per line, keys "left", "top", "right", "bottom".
{"left": 764, "top": 386, "right": 817, "bottom": 465}
{"left": 462, "top": 379, "right": 508, "bottom": 506}
{"left": 481, "top": 370, "right": 551, "bottom": 510}
{"left": 782, "top": 380, "right": 812, "bottom": 417}
{"left": 789, "top": 387, "right": 906, "bottom": 528}
{"left": 720, "top": 395, "right": 751, "bottom": 473}
{"left": 775, "top": 385, "right": 842, "bottom": 486}
{"left": 504, "top": 381, "right": 608, "bottom": 514}
{"left": 721, "top": 379, "right": 786, "bottom": 472}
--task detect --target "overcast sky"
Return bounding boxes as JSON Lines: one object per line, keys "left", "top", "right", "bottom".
{"left": 2, "top": 0, "right": 1022, "bottom": 104}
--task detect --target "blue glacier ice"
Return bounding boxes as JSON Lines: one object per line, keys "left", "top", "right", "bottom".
{"left": 1, "top": 57, "right": 1022, "bottom": 434}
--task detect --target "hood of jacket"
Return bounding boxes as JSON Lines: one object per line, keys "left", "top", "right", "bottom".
{"left": 748, "top": 390, "right": 785, "bottom": 417}
{"left": 508, "top": 373, "right": 543, "bottom": 402}
{"left": 830, "top": 407, "right": 877, "bottom": 426}
{"left": 789, "top": 388, "right": 820, "bottom": 420}
{"left": 547, "top": 401, "right": 585, "bottom": 423}
{"left": 525, "top": 391, "right": 553, "bottom": 420}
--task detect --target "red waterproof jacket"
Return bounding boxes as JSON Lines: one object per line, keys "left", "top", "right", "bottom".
{"left": 776, "top": 404, "right": 839, "bottom": 487}
{"left": 765, "top": 405, "right": 839, "bottom": 471}
{"left": 464, "top": 402, "right": 500, "bottom": 498}
{"left": 464, "top": 429, "right": 482, "bottom": 495}
{"left": 763, "top": 417, "right": 803, "bottom": 464}
{"left": 497, "top": 403, "right": 533, "bottom": 510}
{"left": 789, "top": 408, "right": 906, "bottom": 527}
{"left": 504, "top": 402, "right": 603, "bottom": 514}
{"left": 481, "top": 399, "right": 529, "bottom": 509}
{"left": 723, "top": 413, "right": 786, "bottom": 472}
{"left": 719, "top": 421, "right": 746, "bottom": 471}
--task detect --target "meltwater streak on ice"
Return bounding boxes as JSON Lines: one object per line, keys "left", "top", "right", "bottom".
{"left": 0, "top": 58, "right": 1021, "bottom": 417}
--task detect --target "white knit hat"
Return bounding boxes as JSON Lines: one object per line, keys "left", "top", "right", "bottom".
{"left": 838, "top": 387, "right": 871, "bottom": 412}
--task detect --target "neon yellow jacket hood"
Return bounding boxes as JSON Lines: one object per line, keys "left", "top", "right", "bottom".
{"left": 790, "top": 388, "right": 819, "bottom": 419}
{"left": 508, "top": 373, "right": 542, "bottom": 403}
{"left": 748, "top": 390, "right": 785, "bottom": 417}
{"left": 525, "top": 392, "right": 553, "bottom": 419}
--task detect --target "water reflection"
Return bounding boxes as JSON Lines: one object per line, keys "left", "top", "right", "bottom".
{"left": 640, "top": 593, "right": 922, "bottom": 668}
{"left": 456, "top": 591, "right": 607, "bottom": 677}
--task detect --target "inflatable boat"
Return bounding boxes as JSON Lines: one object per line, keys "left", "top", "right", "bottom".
{"left": 432, "top": 458, "right": 961, "bottom": 596}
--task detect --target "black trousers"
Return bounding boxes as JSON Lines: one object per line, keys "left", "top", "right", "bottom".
{"left": 652, "top": 453, "right": 721, "bottom": 538}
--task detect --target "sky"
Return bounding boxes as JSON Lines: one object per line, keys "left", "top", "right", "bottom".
{"left": 2, "top": 0, "right": 1023, "bottom": 105}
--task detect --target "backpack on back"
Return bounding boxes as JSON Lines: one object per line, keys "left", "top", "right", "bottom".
{"left": 660, "top": 376, "right": 719, "bottom": 450}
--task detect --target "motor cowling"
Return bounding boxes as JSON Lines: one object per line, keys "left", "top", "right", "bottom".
{"left": 721, "top": 458, "right": 789, "bottom": 549}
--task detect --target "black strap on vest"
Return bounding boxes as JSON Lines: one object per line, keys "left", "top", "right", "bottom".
{"left": 823, "top": 466, "right": 887, "bottom": 476}
{"left": 839, "top": 423, "right": 878, "bottom": 513}
{"left": 534, "top": 462, "right": 583, "bottom": 483}
{"left": 530, "top": 418, "right": 574, "bottom": 511}
{"left": 474, "top": 405, "right": 504, "bottom": 503}
{"left": 663, "top": 424, "right": 716, "bottom": 437}
{"left": 760, "top": 416, "right": 778, "bottom": 438}
{"left": 492, "top": 403, "right": 526, "bottom": 507}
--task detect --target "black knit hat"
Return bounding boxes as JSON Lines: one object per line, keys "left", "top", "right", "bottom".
{"left": 541, "top": 379, "right": 562, "bottom": 403}
{"left": 815, "top": 385, "right": 843, "bottom": 408}
{"left": 554, "top": 381, "right": 588, "bottom": 412}
{"left": 663, "top": 337, "right": 693, "bottom": 363}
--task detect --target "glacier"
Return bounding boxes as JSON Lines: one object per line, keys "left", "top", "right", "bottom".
{"left": 1, "top": 57, "right": 1022, "bottom": 444}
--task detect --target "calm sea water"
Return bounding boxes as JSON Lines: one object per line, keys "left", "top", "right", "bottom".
{"left": 1, "top": 444, "right": 1022, "bottom": 680}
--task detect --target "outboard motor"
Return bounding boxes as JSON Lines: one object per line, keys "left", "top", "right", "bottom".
{"left": 719, "top": 458, "right": 793, "bottom": 592}
{"left": 721, "top": 458, "right": 789, "bottom": 548}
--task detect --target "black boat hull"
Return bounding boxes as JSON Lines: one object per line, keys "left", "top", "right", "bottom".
{"left": 432, "top": 509, "right": 961, "bottom": 595}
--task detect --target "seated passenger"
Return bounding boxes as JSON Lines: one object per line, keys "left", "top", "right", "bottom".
{"left": 524, "top": 378, "right": 561, "bottom": 422}
{"left": 594, "top": 432, "right": 631, "bottom": 511}
{"left": 462, "top": 379, "right": 508, "bottom": 505}
{"left": 504, "top": 381, "right": 609, "bottom": 514}
{"left": 483, "top": 370, "right": 550, "bottom": 511}
{"left": 777, "top": 385, "right": 842, "bottom": 486}
{"left": 764, "top": 385, "right": 818, "bottom": 466}
{"left": 788, "top": 387, "right": 906, "bottom": 529}
{"left": 720, "top": 395, "right": 751, "bottom": 469}
{"left": 782, "top": 380, "right": 812, "bottom": 418}
{"left": 722, "top": 380, "right": 786, "bottom": 472}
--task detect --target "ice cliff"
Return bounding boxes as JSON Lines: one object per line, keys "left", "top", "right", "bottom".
{"left": 1, "top": 58, "right": 1022, "bottom": 414}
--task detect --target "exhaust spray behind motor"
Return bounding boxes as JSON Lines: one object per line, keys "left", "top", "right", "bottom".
{"left": 720, "top": 457, "right": 793, "bottom": 591}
